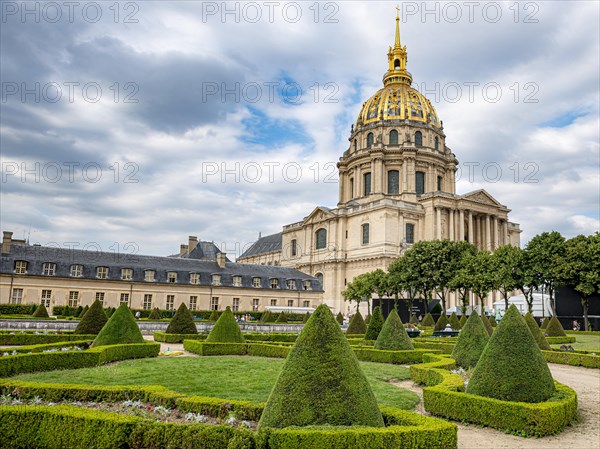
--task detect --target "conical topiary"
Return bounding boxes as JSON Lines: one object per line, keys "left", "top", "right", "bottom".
{"left": 258, "top": 304, "right": 384, "bottom": 429}
{"left": 75, "top": 306, "right": 84, "bottom": 318}
{"left": 434, "top": 314, "right": 449, "bottom": 331}
{"left": 449, "top": 312, "right": 461, "bottom": 330}
{"left": 92, "top": 304, "right": 144, "bottom": 346}
{"left": 303, "top": 312, "right": 311, "bottom": 324}
{"left": 148, "top": 308, "right": 161, "bottom": 320}
{"left": 364, "top": 306, "right": 384, "bottom": 340}
{"left": 451, "top": 311, "right": 489, "bottom": 368}
{"left": 336, "top": 312, "right": 344, "bottom": 325}
{"left": 374, "top": 309, "right": 414, "bottom": 350}
{"left": 28, "top": 303, "right": 38, "bottom": 315}
{"left": 74, "top": 299, "right": 108, "bottom": 335}
{"left": 276, "top": 313, "right": 288, "bottom": 323}
{"left": 422, "top": 312, "right": 435, "bottom": 327}
{"left": 166, "top": 303, "right": 198, "bottom": 335}
{"left": 32, "top": 304, "right": 49, "bottom": 318}
{"left": 459, "top": 314, "right": 467, "bottom": 327}
{"left": 540, "top": 317, "right": 550, "bottom": 329}
{"left": 346, "top": 311, "right": 367, "bottom": 335}
{"left": 524, "top": 312, "right": 551, "bottom": 351}
{"left": 410, "top": 314, "right": 419, "bottom": 325}
{"left": 364, "top": 314, "right": 371, "bottom": 325}
{"left": 481, "top": 313, "right": 494, "bottom": 336}
{"left": 205, "top": 307, "right": 244, "bottom": 343}
{"left": 466, "top": 305, "right": 555, "bottom": 403}
{"left": 545, "top": 316, "right": 567, "bottom": 337}
{"left": 208, "top": 310, "right": 219, "bottom": 322}
{"left": 107, "top": 307, "right": 116, "bottom": 318}
{"left": 488, "top": 315, "right": 497, "bottom": 327}
{"left": 79, "top": 305, "right": 89, "bottom": 318}
{"left": 260, "top": 310, "right": 272, "bottom": 323}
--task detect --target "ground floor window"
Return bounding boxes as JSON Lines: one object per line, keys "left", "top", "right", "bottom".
{"left": 252, "top": 298, "right": 259, "bottom": 311}
{"left": 41, "top": 289, "right": 51, "bottom": 307}
{"left": 11, "top": 288, "right": 23, "bottom": 304}
{"left": 143, "top": 294, "right": 153, "bottom": 310}
{"left": 270, "top": 299, "right": 277, "bottom": 306}
{"left": 120, "top": 293, "right": 130, "bottom": 305}
{"left": 68, "top": 291, "right": 79, "bottom": 307}
{"left": 287, "top": 299, "right": 294, "bottom": 307}
{"left": 211, "top": 297, "right": 219, "bottom": 311}
{"left": 189, "top": 296, "right": 198, "bottom": 311}
{"left": 95, "top": 292, "right": 105, "bottom": 305}
{"left": 166, "top": 295, "right": 174, "bottom": 310}
{"left": 303, "top": 300, "right": 310, "bottom": 308}
{"left": 232, "top": 298, "right": 240, "bottom": 311}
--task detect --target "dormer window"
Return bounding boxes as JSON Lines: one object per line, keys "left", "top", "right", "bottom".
{"left": 15, "top": 260, "right": 28, "bottom": 274}
{"left": 144, "top": 270, "right": 156, "bottom": 282}
{"left": 303, "top": 280, "right": 312, "bottom": 291}
{"left": 286, "top": 279, "right": 296, "bottom": 290}
{"left": 70, "top": 264, "right": 83, "bottom": 277}
{"left": 212, "top": 274, "right": 222, "bottom": 286}
{"left": 252, "top": 277, "right": 261, "bottom": 288}
{"left": 233, "top": 275, "right": 242, "bottom": 287}
{"left": 190, "top": 273, "right": 200, "bottom": 285}
{"left": 121, "top": 268, "right": 133, "bottom": 280}
{"left": 270, "top": 278, "right": 279, "bottom": 289}
{"left": 167, "top": 272, "right": 177, "bottom": 283}
{"left": 42, "top": 262, "right": 56, "bottom": 276}
{"left": 96, "top": 266, "right": 108, "bottom": 279}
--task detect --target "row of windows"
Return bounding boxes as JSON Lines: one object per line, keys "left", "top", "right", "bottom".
{"left": 10, "top": 288, "right": 310, "bottom": 312}
{"left": 312, "top": 222, "right": 414, "bottom": 249}
{"left": 348, "top": 170, "right": 443, "bottom": 198}
{"left": 12, "top": 261, "right": 312, "bottom": 290}
{"left": 359, "top": 130, "right": 439, "bottom": 150}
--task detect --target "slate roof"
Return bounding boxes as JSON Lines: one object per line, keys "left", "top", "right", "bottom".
{"left": 168, "top": 241, "right": 231, "bottom": 262}
{"left": 1, "top": 243, "right": 322, "bottom": 291}
{"left": 239, "top": 232, "right": 283, "bottom": 259}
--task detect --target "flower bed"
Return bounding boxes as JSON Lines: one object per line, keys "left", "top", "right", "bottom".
{"left": 1, "top": 340, "right": 91, "bottom": 356}
{"left": 410, "top": 353, "right": 578, "bottom": 436}
{"left": 0, "top": 332, "right": 96, "bottom": 345}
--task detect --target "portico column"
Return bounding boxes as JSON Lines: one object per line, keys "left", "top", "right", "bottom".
{"left": 485, "top": 215, "right": 491, "bottom": 250}
{"left": 436, "top": 207, "right": 442, "bottom": 239}
{"left": 459, "top": 209, "right": 465, "bottom": 241}
{"left": 467, "top": 211, "right": 473, "bottom": 243}
{"left": 493, "top": 216, "right": 499, "bottom": 249}
{"left": 449, "top": 209, "right": 455, "bottom": 241}
{"left": 377, "top": 158, "right": 384, "bottom": 193}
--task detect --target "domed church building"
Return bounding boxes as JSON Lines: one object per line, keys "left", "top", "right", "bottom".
{"left": 239, "top": 13, "right": 521, "bottom": 313}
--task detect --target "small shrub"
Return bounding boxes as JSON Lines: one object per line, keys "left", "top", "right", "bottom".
{"left": 540, "top": 317, "right": 550, "bottom": 329}
{"left": 336, "top": 312, "right": 344, "bottom": 325}
{"left": 208, "top": 310, "right": 220, "bottom": 322}
{"left": 374, "top": 309, "right": 414, "bottom": 350}
{"left": 451, "top": 311, "right": 489, "bottom": 368}
{"left": 524, "top": 312, "right": 551, "bottom": 350}
{"left": 275, "top": 313, "right": 288, "bottom": 323}
{"left": 303, "top": 313, "right": 311, "bottom": 324}
{"left": 346, "top": 311, "right": 367, "bottom": 335}
{"left": 165, "top": 303, "right": 198, "bottom": 335}
{"left": 74, "top": 306, "right": 83, "bottom": 318}
{"left": 448, "top": 312, "right": 461, "bottom": 330}
{"left": 28, "top": 304, "right": 38, "bottom": 315}
{"left": 32, "top": 304, "right": 49, "bottom": 318}
{"left": 74, "top": 300, "right": 108, "bottom": 335}
{"left": 364, "top": 306, "right": 384, "bottom": 341}
{"left": 488, "top": 315, "right": 497, "bottom": 327}
{"left": 546, "top": 316, "right": 567, "bottom": 337}
{"left": 459, "top": 314, "right": 467, "bottom": 327}
{"left": 480, "top": 313, "right": 493, "bottom": 336}
{"left": 92, "top": 304, "right": 144, "bottom": 347}
{"left": 364, "top": 314, "right": 372, "bottom": 325}
{"left": 206, "top": 307, "right": 245, "bottom": 343}
{"left": 422, "top": 313, "right": 435, "bottom": 327}
{"left": 148, "top": 308, "right": 161, "bottom": 320}
{"left": 434, "top": 314, "right": 449, "bottom": 332}
{"left": 410, "top": 315, "right": 419, "bottom": 325}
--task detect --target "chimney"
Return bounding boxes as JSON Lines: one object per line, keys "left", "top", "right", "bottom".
{"left": 216, "top": 252, "right": 226, "bottom": 268}
{"left": 179, "top": 244, "right": 189, "bottom": 256}
{"left": 2, "top": 231, "right": 13, "bottom": 254}
{"left": 188, "top": 236, "right": 198, "bottom": 253}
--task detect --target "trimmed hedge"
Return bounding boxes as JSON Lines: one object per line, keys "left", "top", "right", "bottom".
{"left": 524, "top": 312, "right": 551, "bottom": 350}
{"left": 346, "top": 311, "right": 367, "bottom": 335}
{"left": 206, "top": 307, "right": 245, "bottom": 343}
{"left": 0, "top": 342, "right": 160, "bottom": 377}
{"left": 183, "top": 340, "right": 291, "bottom": 358}
{"left": 244, "top": 333, "right": 299, "bottom": 343}
{"left": 0, "top": 333, "right": 96, "bottom": 345}
{"left": 74, "top": 299, "right": 108, "bottom": 335}
{"left": 93, "top": 304, "right": 145, "bottom": 347}
{"left": 154, "top": 332, "right": 206, "bottom": 343}
{"left": 165, "top": 303, "right": 198, "bottom": 335}
{"left": 0, "top": 304, "right": 34, "bottom": 315}
{"left": 32, "top": 304, "right": 50, "bottom": 318}
{"left": 364, "top": 307, "right": 384, "bottom": 341}
{"left": 421, "top": 313, "right": 435, "bottom": 327}
{"left": 353, "top": 348, "right": 441, "bottom": 364}
{"left": 433, "top": 314, "right": 449, "bottom": 332}
{"left": 546, "top": 336, "right": 576, "bottom": 344}
{"left": 2, "top": 340, "right": 91, "bottom": 355}
{"left": 451, "top": 311, "right": 489, "bottom": 368}
{"left": 412, "top": 342, "right": 455, "bottom": 355}
{"left": 374, "top": 309, "right": 413, "bottom": 351}
{"left": 411, "top": 353, "right": 578, "bottom": 437}
{"left": 448, "top": 312, "right": 461, "bottom": 330}
{"left": 543, "top": 350, "right": 600, "bottom": 368}
{"left": 480, "top": 314, "right": 494, "bottom": 336}
{"left": 546, "top": 315, "right": 567, "bottom": 337}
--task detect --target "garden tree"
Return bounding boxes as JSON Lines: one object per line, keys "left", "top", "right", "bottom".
{"left": 303, "top": 312, "right": 311, "bottom": 324}
{"left": 449, "top": 312, "right": 461, "bottom": 330}
{"left": 374, "top": 309, "right": 414, "bottom": 350}
{"left": 259, "top": 304, "right": 384, "bottom": 429}
{"left": 346, "top": 311, "right": 367, "bottom": 334}
{"left": 148, "top": 308, "right": 161, "bottom": 320}
{"left": 490, "top": 244, "right": 524, "bottom": 310}
{"left": 32, "top": 304, "right": 49, "bottom": 318}
{"left": 206, "top": 307, "right": 245, "bottom": 343}
{"left": 459, "top": 314, "right": 467, "bottom": 327}
{"left": 545, "top": 315, "right": 567, "bottom": 337}
{"left": 467, "top": 305, "right": 555, "bottom": 403}
{"left": 335, "top": 312, "right": 344, "bottom": 325}
{"left": 451, "top": 311, "right": 489, "bottom": 368}
{"left": 342, "top": 273, "right": 373, "bottom": 313}
{"left": 480, "top": 313, "right": 494, "bottom": 336}
{"left": 524, "top": 312, "right": 551, "bottom": 350}
{"left": 387, "top": 254, "right": 420, "bottom": 320}
{"left": 526, "top": 231, "right": 566, "bottom": 315}
{"left": 92, "top": 304, "right": 144, "bottom": 346}
{"left": 74, "top": 299, "right": 107, "bottom": 334}
{"left": 540, "top": 317, "right": 550, "bottom": 329}
{"left": 421, "top": 312, "right": 435, "bottom": 327}
{"left": 401, "top": 241, "right": 439, "bottom": 309}
{"left": 366, "top": 268, "right": 390, "bottom": 316}
{"left": 208, "top": 310, "right": 219, "bottom": 321}
{"left": 431, "top": 240, "right": 477, "bottom": 312}
{"left": 364, "top": 306, "right": 384, "bottom": 340}
{"left": 556, "top": 233, "right": 599, "bottom": 331}
{"left": 488, "top": 315, "right": 497, "bottom": 327}
{"left": 276, "top": 313, "right": 288, "bottom": 323}
{"left": 433, "top": 313, "right": 449, "bottom": 331}
{"left": 447, "top": 242, "right": 478, "bottom": 314}
{"left": 469, "top": 250, "right": 495, "bottom": 309}
{"left": 165, "top": 303, "right": 197, "bottom": 335}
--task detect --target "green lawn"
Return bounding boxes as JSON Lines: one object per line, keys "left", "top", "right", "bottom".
{"left": 14, "top": 356, "right": 419, "bottom": 410}
{"left": 552, "top": 333, "right": 600, "bottom": 351}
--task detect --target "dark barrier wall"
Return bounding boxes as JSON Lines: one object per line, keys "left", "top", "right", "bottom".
{"left": 556, "top": 286, "right": 600, "bottom": 331}
{"left": 372, "top": 298, "right": 438, "bottom": 323}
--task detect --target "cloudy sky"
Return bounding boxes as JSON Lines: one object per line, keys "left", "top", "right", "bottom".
{"left": 1, "top": 1, "right": 598, "bottom": 258}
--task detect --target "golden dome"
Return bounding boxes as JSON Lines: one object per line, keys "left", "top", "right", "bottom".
{"left": 356, "top": 12, "right": 441, "bottom": 129}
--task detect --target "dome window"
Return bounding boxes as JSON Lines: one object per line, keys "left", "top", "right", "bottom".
{"left": 389, "top": 129, "right": 398, "bottom": 145}
{"left": 353, "top": 139, "right": 357, "bottom": 152}
{"left": 388, "top": 170, "right": 399, "bottom": 194}
{"left": 415, "top": 131, "right": 423, "bottom": 147}
{"left": 416, "top": 171, "right": 425, "bottom": 195}
{"left": 394, "top": 59, "right": 400, "bottom": 70}
{"left": 435, "top": 136, "right": 439, "bottom": 150}
{"left": 367, "top": 132, "right": 374, "bottom": 148}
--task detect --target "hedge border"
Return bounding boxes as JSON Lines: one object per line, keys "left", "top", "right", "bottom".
{"left": 1, "top": 340, "right": 92, "bottom": 355}
{"left": 154, "top": 332, "right": 206, "bottom": 343}
{"left": 0, "top": 333, "right": 97, "bottom": 345}
{"left": 410, "top": 353, "right": 578, "bottom": 436}
{"left": 546, "top": 336, "right": 577, "bottom": 344}
{"left": 542, "top": 350, "right": 600, "bottom": 368}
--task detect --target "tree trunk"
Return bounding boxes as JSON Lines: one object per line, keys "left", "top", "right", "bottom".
{"left": 503, "top": 290, "right": 509, "bottom": 310}
{"left": 582, "top": 297, "right": 590, "bottom": 331}
{"left": 549, "top": 286, "right": 556, "bottom": 316}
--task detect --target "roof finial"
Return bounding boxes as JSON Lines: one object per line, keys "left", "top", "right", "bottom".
{"left": 395, "top": 5, "right": 401, "bottom": 48}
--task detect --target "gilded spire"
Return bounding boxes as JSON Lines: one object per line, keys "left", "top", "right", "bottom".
{"left": 383, "top": 8, "right": 412, "bottom": 86}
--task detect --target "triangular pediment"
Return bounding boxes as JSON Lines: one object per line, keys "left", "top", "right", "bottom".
{"left": 303, "top": 206, "right": 335, "bottom": 225}
{"left": 462, "top": 190, "right": 504, "bottom": 207}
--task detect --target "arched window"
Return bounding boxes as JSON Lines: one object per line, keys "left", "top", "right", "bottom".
{"left": 394, "top": 59, "right": 400, "bottom": 70}
{"left": 387, "top": 170, "right": 399, "bottom": 194}
{"left": 437, "top": 176, "right": 443, "bottom": 192}
{"left": 434, "top": 136, "right": 439, "bottom": 151}
{"left": 389, "top": 129, "right": 398, "bottom": 145}
{"left": 367, "top": 132, "right": 374, "bottom": 148}
{"left": 361, "top": 223, "right": 370, "bottom": 245}
{"left": 315, "top": 272, "right": 324, "bottom": 288}
{"left": 415, "top": 171, "right": 425, "bottom": 195}
{"left": 363, "top": 172, "right": 371, "bottom": 196}
{"left": 315, "top": 228, "right": 327, "bottom": 250}
{"left": 349, "top": 178, "right": 354, "bottom": 199}
{"left": 415, "top": 131, "right": 423, "bottom": 147}
{"left": 353, "top": 139, "right": 357, "bottom": 152}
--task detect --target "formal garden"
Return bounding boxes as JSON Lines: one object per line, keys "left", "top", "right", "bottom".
{"left": 1, "top": 296, "right": 599, "bottom": 449}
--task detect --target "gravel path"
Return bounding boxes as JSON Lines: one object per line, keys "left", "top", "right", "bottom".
{"left": 393, "top": 364, "right": 600, "bottom": 449}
